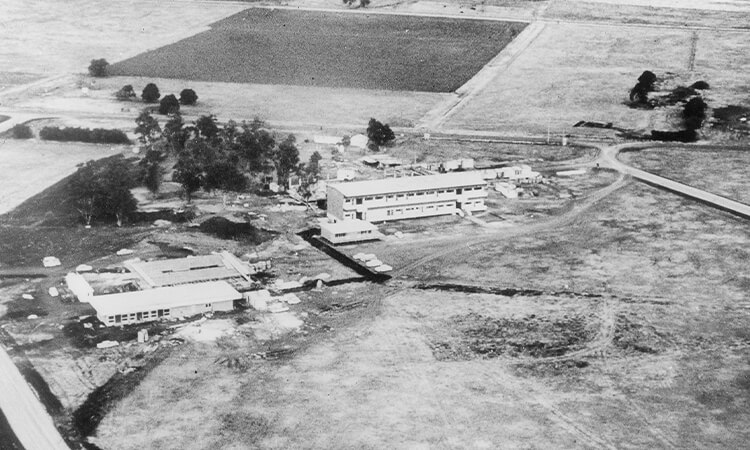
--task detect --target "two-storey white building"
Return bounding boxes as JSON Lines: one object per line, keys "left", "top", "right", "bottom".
{"left": 327, "top": 172, "right": 487, "bottom": 222}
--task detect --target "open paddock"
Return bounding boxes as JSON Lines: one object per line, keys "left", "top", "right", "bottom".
{"left": 109, "top": 8, "right": 527, "bottom": 93}
{"left": 0, "top": 0, "right": 248, "bottom": 76}
{"left": 0, "top": 140, "right": 123, "bottom": 217}
{"left": 443, "top": 22, "right": 700, "bottom": 135}
{"left": 545, "top": 0, "right": 750, "bottom": 29}
{"left": 67, "top": 76, "right": 449, "bottom": 129}
{"left": 620, "top": 146, "right": 750, "bottom": 205}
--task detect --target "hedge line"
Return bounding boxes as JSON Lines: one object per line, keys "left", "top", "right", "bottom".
{"left": 39, "top": 126, "right": 130, "bottom": 144}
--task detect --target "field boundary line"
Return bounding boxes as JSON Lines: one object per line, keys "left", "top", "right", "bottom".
{"left": 242, "top": 4, "right": 531, "bottom": 24}
{"left": 422, "top": 21, "right": 546, "bottom": 131}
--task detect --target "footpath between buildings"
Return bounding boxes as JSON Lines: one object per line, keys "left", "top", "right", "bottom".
{"left": 298, "top": 229, "right": 391, "bottom": 283}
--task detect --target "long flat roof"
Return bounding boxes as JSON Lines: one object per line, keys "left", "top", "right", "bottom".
{"left": 125, "top": 254, "right": 244, "bottom": 287}
{"left": 88, "top": 281, "right": 242, "bottom": 316}
{"left": 328, "top": 172, "right": 486, "bottom": 198}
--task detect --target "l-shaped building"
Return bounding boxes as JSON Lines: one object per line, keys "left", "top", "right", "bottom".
{"left": 326, "top": 172, "right": 487, "bottom": 222}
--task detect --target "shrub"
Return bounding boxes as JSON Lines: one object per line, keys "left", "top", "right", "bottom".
{"left": 690, "top": 80, "right": 710, "bottom": 90}
{"left": 651, "top": 129, "right": 697, "bottom": 142}
{"left": 10, "top": 124, "right": 33, "bottom": 139}
{"left": 142, "top": 83, "right": 160, "bottom": 103}
{"left": 115, "top": 84, "right": 136, "bottom": 101}
{"left": 39, "top": 126, "right": 131, "bottom": 144}
{"left": 637, "top": 70, "right": 657, "bottom": 89}
{"left": 366, "top": 118, "right": 395, "bottom": 146}
{"left": 683, "top": 97, "right": 708, "bottom": 129}
{"left": 158, "top": 94, "right": 180, "bottom": 115}
{"left": 88, "top": 59, "right": 109, "bottom": 77}
{"left": 179, "top": 88, "right": 198, "bottom": 105}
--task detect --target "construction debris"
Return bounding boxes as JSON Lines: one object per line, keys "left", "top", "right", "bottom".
{"left": 43, "top": 256, "right": 61, "bottom": 267}
{"left": 96, "top": 340, "right": 119, "bottom": 349}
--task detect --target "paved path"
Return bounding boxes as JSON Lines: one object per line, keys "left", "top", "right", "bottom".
{"left": 0, "top": 345, "right": 69, "bottom": 450}
{"left": 599, "top": 143, "right": 750, "bottom": 220}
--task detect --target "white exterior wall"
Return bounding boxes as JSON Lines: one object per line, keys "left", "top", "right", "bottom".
{"left": 65, "top": 272, "right": 94, "bottom": 302}
{"left": 99, "top": 299, "right": 234, "bottom": 327}
{"left": 321, "top": 228, "right": 379, "bottom": 244}
{"left": 327, "top": 185, "right": 346, "bottom": 220}
{"left": 329, "top": 184, "right": 487, "bottom": 222}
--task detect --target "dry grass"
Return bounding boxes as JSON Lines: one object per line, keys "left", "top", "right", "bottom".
{"left": 0, "top": 139, "right": 123, "bottom": 216}
{"left": 444, "top": 22, "right": 696, "bottom": 135}
{"left": 545, "top": 0, "right": 750, "bottom": 28}
{"left": 0, "top": 0, "right": 248, "bottom": 75}
{"left": 93, "top": 178, "right": 750, "bottom": 449}
{"left": 54, "top": 75, "right": 449, "bottom": 130}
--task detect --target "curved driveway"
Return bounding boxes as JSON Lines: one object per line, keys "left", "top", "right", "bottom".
{"left": 598, "top": 143, "right": 750, "bottom": 220}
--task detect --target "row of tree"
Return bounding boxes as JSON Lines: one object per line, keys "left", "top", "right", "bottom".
{"left": 116, "top": 84, "right": 198, "bottom": 112}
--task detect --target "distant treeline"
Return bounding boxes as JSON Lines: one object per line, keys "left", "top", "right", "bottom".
{"left": 39, "top": 126, "right": 130, "bottom": 144}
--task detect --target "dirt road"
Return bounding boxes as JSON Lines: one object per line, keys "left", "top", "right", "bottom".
{"left": 0, "top": 345, "right": 69, "bottom": 449}
{"left": 392, "top": 170, "right": 627, "bottom": 275}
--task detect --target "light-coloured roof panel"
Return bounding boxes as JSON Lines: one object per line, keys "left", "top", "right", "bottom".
{"left": 133, "top": 255, "right": 226, "bottom": 273}
{"left": 328, "top": 172, "right": 486, "bottom": 198}
{"left": 88, "top": 281, "right": 241, "bottom": 316}
{"left": 148, "top": 267, "right": 239, "bottom": 286}
{"left": 125, "top": 254, "right": 247, "bottom": 287}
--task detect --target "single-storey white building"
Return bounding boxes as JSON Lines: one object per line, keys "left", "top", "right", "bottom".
{"left": 498, "top": 165, "right": 542, "bottom": 184}
{"left": 349, "top": 134, "right": 368, "bottom": 149}
{"left": 327, "top": 172, "right": 487, "bottom": 222}
{"left": 88, "top": 281, "right": 242, "bottom": 327}
{"left": 320, "top": 219, "right": 383, "bottom": 244}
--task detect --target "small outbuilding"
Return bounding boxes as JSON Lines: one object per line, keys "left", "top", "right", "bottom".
{"left": 320, "top": 219, "right": 382, "bottom": 244}
{"left": 349, "top": 134, "right": 368, "bottom": 149}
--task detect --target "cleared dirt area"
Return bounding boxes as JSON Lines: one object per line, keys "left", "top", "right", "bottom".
{"left": 93, "top": 179, "right": 750, "bottom": 448}
{"left": 109, "top": 8, "right": 526, "bottom": 92}
{"left": 620, "top": 146, "right": 750, "bottom": 205}
{"left": 0, "top": 139, "right": 123, "bottom": 216}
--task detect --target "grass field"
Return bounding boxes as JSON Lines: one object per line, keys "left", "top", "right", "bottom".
{"left": 443, "top": 22, "right": 698, "bottom": 135}
{"left": 0, "top": 140, "right": 123, "bottom": 217}
{"left": 109, "top": 9, "right": 527, "bottom": 92}
{"left": 545, "top": 0, "right": 750, "bottom": 28}
{"left": 75, "top": 75, "right": 448, "bottom": 129}
{"left": 0, "top": 0, "right": 248, "bottom": 75}
{"left": 620, "top": 146, "right": 750, "bottom": 205}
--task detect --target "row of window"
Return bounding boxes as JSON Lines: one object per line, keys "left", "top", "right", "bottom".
{"left": 385, "top": 202, "right": 455, "bottom": 216}
{"left": 334, "top": 230, "right": 374, "bottom": 238}
{"left": 344, "top": 186, "right": 484, "bottom": 204}
{"left": 107, "top": 308, "right": 171, "bottom": 324}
